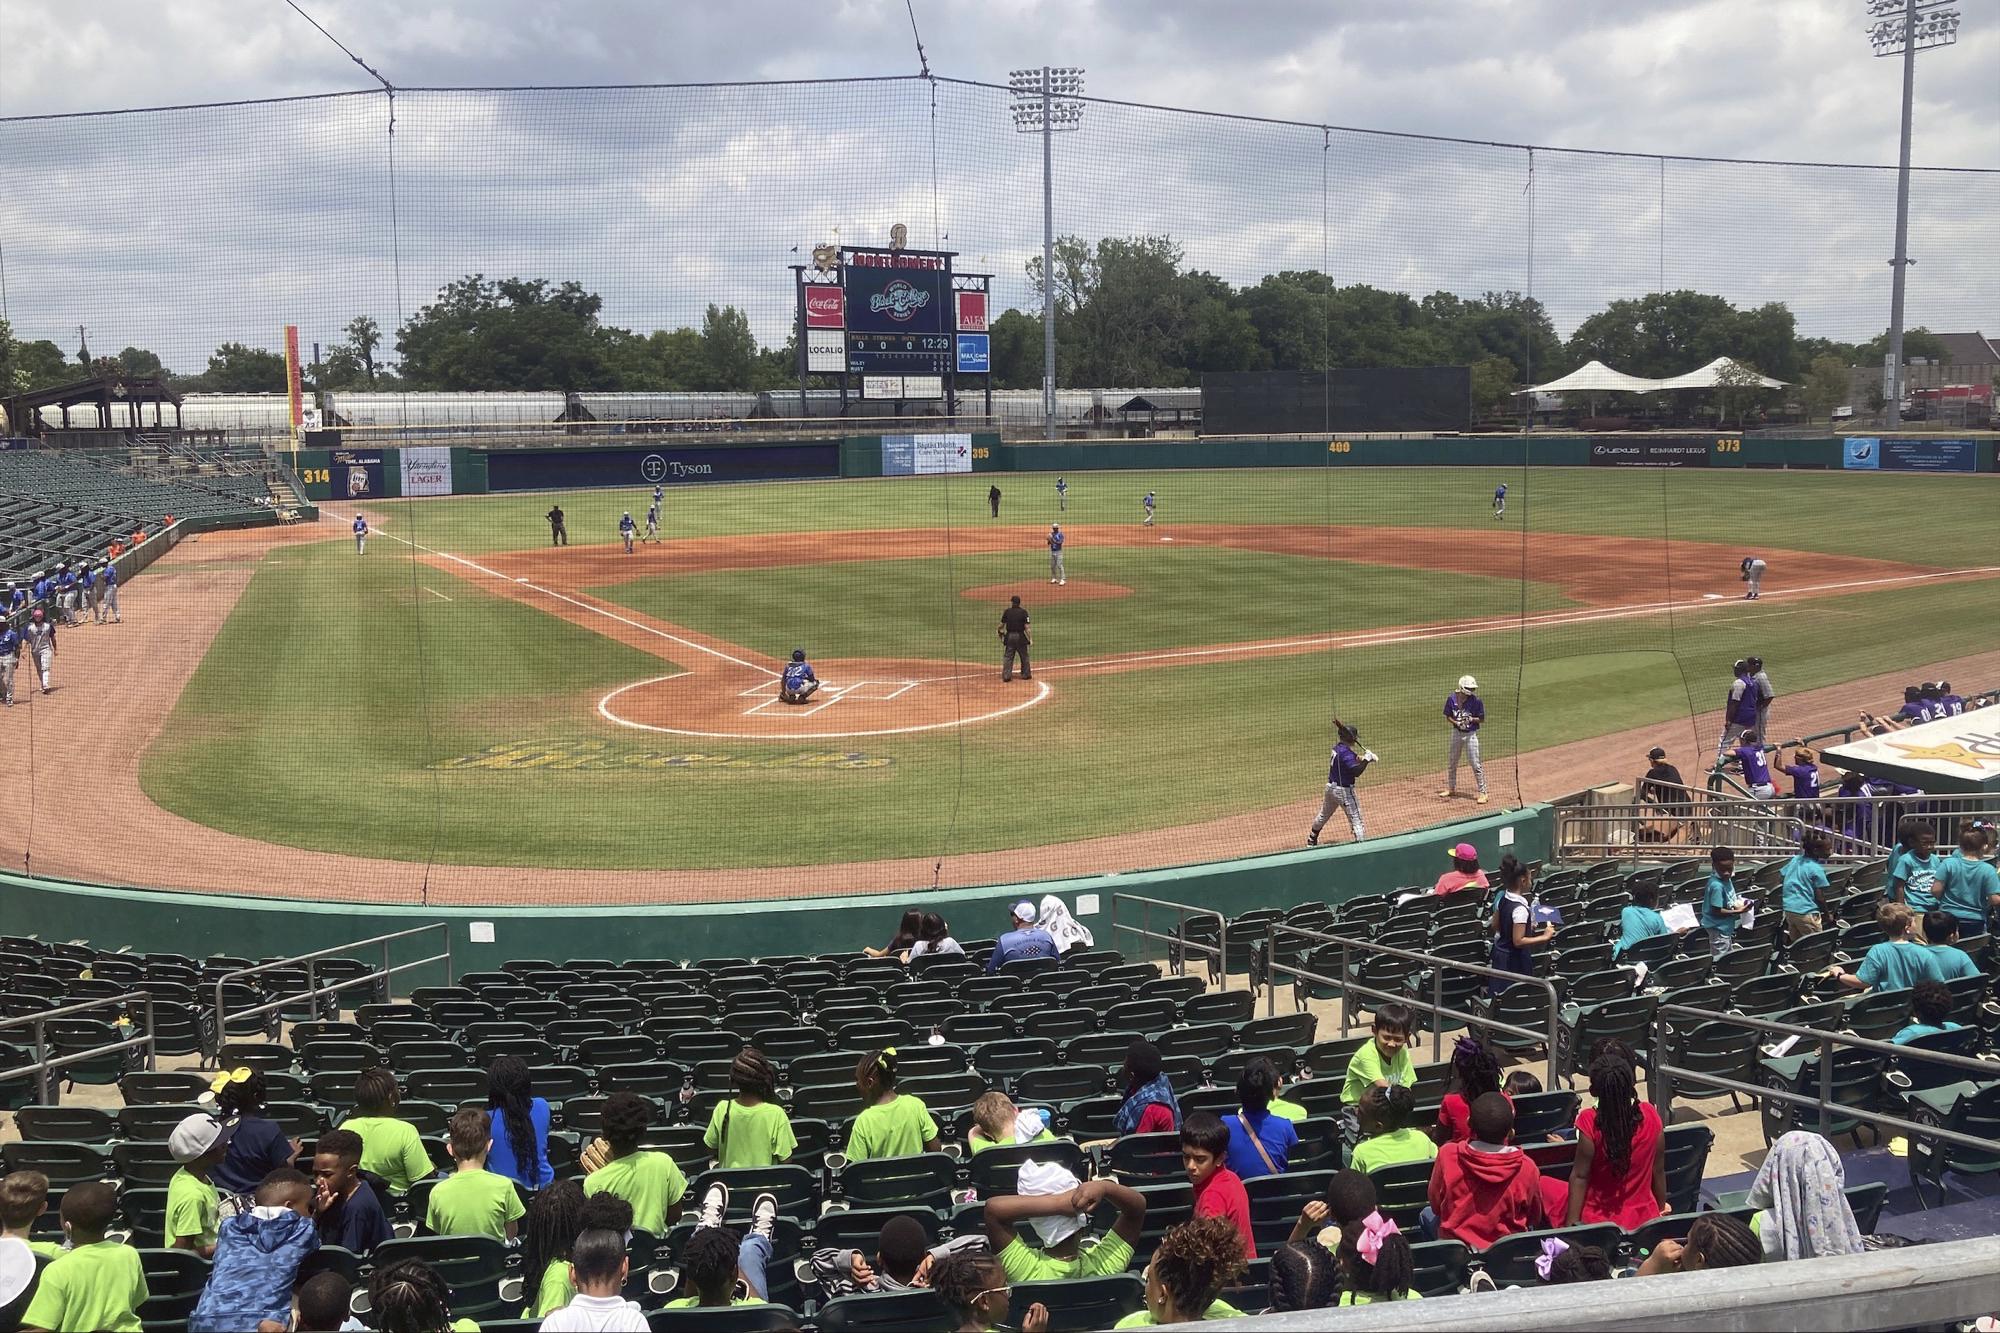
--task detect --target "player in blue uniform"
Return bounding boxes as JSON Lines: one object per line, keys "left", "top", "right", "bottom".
{"left": 352, "top": 515, "right": 368, "bottom": 553}
{"left": 1493, "top": 482, "right": 1507, "bottom": 520}
{"left": 99, "top": 562, "right": 120, "bottom": 623}
{"left": 1307, "top": 720, "right": 1375, "bottom": 845}
{"left": 3, "top": 582, "right": 23, "bottom": 614}
{"left": 1142, "top": 491, "right": 1156, "bottom": 527}
{"left": 644, "top": 499, "right": 662, "bottom": 543}
{"left": 1439, "top": 675, "right": 1487, "bottom": 803}
{"left": 1056, "top": 476, "right": 1068, "bottom": 511}
{"left": 779, "top": 649, "right": 821, "bottom": 704}
{"left": 1047, "top": 524, "right": 1066, "bottom": 585}
{"left": 0, "top": 619, "right": 18, "bottom": 705}
{"left": 619, "top": 511, "right": 637, "bottom": 554}
{"left": 55, "top": 563, "right": 78, "bottom": 624}
{"left": 653, "top": 483, "right": 665, "bottom": 507}
{"left": 1740, "top": 555, "right": 1766, "bottom": 599}
{"left": 78, "top": 564, "right": 97, "bottom": 623}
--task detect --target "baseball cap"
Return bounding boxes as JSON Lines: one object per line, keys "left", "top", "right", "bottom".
{"left": 169, "top": 1113, "right": 232, "bottom": 1164}
{"left": 1012, "top": 900, "right": 1038, "bottom": 923}
{"left": 1648, "top": 746, "right": 1667, "bottom": 760}
{"left": 1448, "top": 842, "right": 1479, "bottom": 862}
{"left": 1457, "top": 675, "right": 1478, "bottom": 692}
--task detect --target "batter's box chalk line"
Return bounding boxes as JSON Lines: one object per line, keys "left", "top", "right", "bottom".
{"left": 839, "top": 680, "right": 918, "bottom": 702}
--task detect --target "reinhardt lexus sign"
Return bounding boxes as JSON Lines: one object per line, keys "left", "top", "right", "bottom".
{"left": 1822, "top": 710, "right": 2000, "bottom": 794}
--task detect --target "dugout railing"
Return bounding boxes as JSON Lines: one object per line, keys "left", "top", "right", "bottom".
{"left": 1257, "top": 922, "right": 1565, "bottom": 1088}
{"left": 1560, "top": 789, "right": 2000, "bottom": 869}
{"left": 0, "top": 991, "right": 157, "bottom": 1106}
{"left": 1108, "top": 891, "right": 1226, "bottom": 985}
{"left": 1648, "top": 1001, "right": 2000, "bottom": 1158}
{"left": 210, "top": 923, "right": 452, "bottom": 1050}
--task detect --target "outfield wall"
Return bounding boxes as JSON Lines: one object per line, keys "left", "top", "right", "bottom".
{"left": 1, "top": 806, "right": 1547, "bottom": 980}
{"left": 284, "top": 433, "right": 1995, "bottom": 500}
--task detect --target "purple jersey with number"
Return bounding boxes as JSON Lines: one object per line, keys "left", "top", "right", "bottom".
{"left": 1328, "top": 743, "right": 1362, "bottom": 787}
{"left": 1444, "top": 692, "right": 1483, "bottom": 731}
{"left": 1735, "top": 744, "right": 1772, "bottom": 788}
{"left": 1780, "top": 763, "right": 1820, "bottom": 799}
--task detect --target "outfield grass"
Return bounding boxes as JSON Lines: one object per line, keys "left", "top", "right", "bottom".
{"left": 140, "top": 467, "right": 2000, "bottom": 869}
{"left": 589, "top": 547, "right": 1575, "bottom": 661}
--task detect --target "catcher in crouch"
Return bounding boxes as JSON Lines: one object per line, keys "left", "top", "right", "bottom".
{"left": 779, "top": 648, "right": 822, "bottom": 704}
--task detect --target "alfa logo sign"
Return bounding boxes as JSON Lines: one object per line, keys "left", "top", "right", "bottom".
{"left": 956, "top": 290, "right": 988, "bottom": 332}
{"left": 870, "top": 279, "right": 932, "bottom": 322}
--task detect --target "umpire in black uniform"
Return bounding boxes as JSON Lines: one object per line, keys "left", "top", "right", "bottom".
{"left": 999, "top": 595, "right": 1031, "bottom": 682}
{"left": 546, "top": 504, "right": 568, "bottom": 546}
{"left": 989, "top": 483, "right": 1002, "bottom": 519}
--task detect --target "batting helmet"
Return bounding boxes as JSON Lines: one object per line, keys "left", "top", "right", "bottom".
{"left": 1457, "top": 675, "right": 1477, "bottom": 692}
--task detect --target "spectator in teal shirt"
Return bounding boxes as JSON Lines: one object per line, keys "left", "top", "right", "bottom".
{"left": 1613, "top": 883, "right": 1677, "bottom": 960}
{"left": 1888, "top": 826, "right": 1942, "bottom": 920}
{"left": 1833, "top": 903, "right": 1944, "bottom": 992}
{"left": 1891, "top": 980, "right": 1963, "bottom": 1045}
{"left": 1933, "top": 829, "right": 1999, "bottom": 935}
{"left": 1699, "top": 847, "right": 1748, "bottom": 958}
{"left": 1920, "top": 911, "right": 1983, "bottom": 981}
{"left": 1778, "top": 832, "right": 1833, "bottom": 943}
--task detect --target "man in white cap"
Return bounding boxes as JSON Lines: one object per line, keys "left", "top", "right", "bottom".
{"left": 1440, "top": 674, "right": 1488, "bottom": 804}
{"left": 984, "top": 900, "right": 1058, "bottom": 974}
{"left": 166, "top": 1113, "right": 234, "bottom": 1258}
{"left": 982, "top": 1160, "right": 1147, "bottom": 1280}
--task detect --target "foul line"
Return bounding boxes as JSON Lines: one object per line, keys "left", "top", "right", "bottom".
{"left": 916, "top": 562, "right": 2000, "bottom": 682}
{"left": 329, "top": 509, "right": 777, "bottom": 677}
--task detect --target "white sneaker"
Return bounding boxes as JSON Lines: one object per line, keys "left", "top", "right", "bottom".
{"left": 1058, "top": 580, "right": 1066, "bottom": 585}
{"left": 698, "top": 1180, "right": 729, "bottom": 1229}
{"left": 750, "top": 1192, "right": 779, "bottom": 1240}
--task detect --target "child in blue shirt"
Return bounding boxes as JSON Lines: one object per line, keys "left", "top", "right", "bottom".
{"left": 1920, "top": 911, "right": 1983, "bottom": 981}
{"left": 1933, "top": 829, "right": 1999, "bottom": 936}
{"left": 1833, "top": 903, "right": 1944, "bottom": 993}
{"left": 1778, "top": 831, "right": 1832, "bottom": 943}
{"left": 1699, "top": 846, "right": 1748, "bottom": 958}
{"left": 1891, "top": 980, "right": 1962, "bottom": 1045}
{"left": 1612, "top": 883, "right": 1678, "bottom": 961}
{"left": 1889, "top": 826, "right": 1942, "bottom": 922}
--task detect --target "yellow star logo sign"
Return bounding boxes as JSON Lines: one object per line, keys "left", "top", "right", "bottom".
{"left": 1886, "top": 740, "right": 2000, "bottom": 772}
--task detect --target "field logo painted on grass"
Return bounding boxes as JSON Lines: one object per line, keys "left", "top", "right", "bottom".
{"left": 434, "top": 740, "right": 893, "bottom": 772}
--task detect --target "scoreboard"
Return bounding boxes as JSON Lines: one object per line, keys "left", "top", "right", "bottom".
{"left": 796, "top": 245, "right": 991, "bottom": 396}
{"left": 847, "top": 333, "right": 953, "bottom": 376}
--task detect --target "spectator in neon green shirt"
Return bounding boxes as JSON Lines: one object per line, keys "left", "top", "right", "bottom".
{"left": 661, "top": 1182, "right": 783, "bottom": 1308}
{"left": 704, "top": 1049, "right": 798, "bottom": 1169}
{"left": 518, "top": 1180, "right": 586, "bottom": 1318}
{"left": 1113, "top": 1215, "right": 1247, "bottom": 1326}
{"left": 984, "top": 1161, "right": 1147, "bottom": 1282}
{"left": 425, "top": 1107, "right": 524, "bottom": 1241}
{"left": 581, "top": 1092, "right": 686, "bottom": 1235}
{"left": 340, "top": 1069, "right": 438, "bottom": 1195}
{"left": 367, "top": 1259, "right": 481, "bottom": 1333}
{"left": 931, "top": 1249, "right": 1051, "bottom": 1333}
{"left": 21, "top": 1183, "right": 147, "bottom": 1333}
{"left": 1341, "top": 1004, "right": 1416, "bottom": 1104}
{"left": 847, "top": 1049, "right": 942, "bottom": 1161}
{"left": 968, "top": 1092, "right": 1061, "bottom": 1155}
{"left": 1348, "top": 1084, "right": 1438, "bottom": 1175}
{"left": 164, "top": 1113, "right": 230, "bottom": 1258}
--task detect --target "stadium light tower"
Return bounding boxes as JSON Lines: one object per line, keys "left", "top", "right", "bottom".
{"left": 1011, "top": 65, "right": 1085, "bottom": 442}
{"left": 1866, "top": 0, "right": 1961, "bottom": 429}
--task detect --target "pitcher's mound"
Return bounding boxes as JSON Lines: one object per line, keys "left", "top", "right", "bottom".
{"left": 961, "top": 580, "right": 1132, "bottom": 604}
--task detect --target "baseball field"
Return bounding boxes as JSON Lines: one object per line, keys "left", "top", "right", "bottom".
{"left": 123, "top": 465, "right": 1998, "bottom": 887}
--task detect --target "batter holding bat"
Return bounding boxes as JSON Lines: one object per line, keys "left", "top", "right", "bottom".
{"left": 1307, "top": 718, "right": 1375, "bottom": 845}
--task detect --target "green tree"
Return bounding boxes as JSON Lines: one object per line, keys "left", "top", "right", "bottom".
{"left": 697, "top": 304, "right": 759, "bottom": 391}
{"left": 343, "top": 315, "right": 382, "bottom": 384}
{"left": 199, "top": 342, "right": 289, "bottom": 392}
{"left": 1469, "top": 355, "right": 1520, "bottom": 420}
{"left": 14, "top": 338, "right": 72, "bottom": 390}
{"left": 1712, "top": 359, "right": 1775, "bottom": 429}
{"left": 987, "top": 309, "right": 1042, "bottom": 390}
{"left": 1800, "top": 353, "right": 1852, "bottom": 423}
{"left": 115, "top": 346, "right": 168, "bottom": 379}
{"left": 1853, "top": 326, "right": 1950, "bottom": 367}
{"left": 1566, "top": 290, "right": 1743, "bottom": 379}
{"left": 397, "top": 275, "right": 626, "bottom": 391}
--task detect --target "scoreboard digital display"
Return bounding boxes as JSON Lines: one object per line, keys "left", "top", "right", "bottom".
{"left": 847, "top": 333, "right": 952, "bottom": 376}
{"left": 843, "top": 264, "right": 950, "bottom": 336}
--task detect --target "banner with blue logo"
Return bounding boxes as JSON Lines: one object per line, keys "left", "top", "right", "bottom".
{"left": 956, "top": 333, "right": 991, "bottom": 374}
{"left": 1845, "top": 437, "right": 1974, "bottom": 472}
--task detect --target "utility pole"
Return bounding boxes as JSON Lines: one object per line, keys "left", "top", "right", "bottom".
{"left": 1865, "top": 0, "right": 1962, "bottom": 429}
{"left": 1011, "top": 66, "right": 1084, "bottom": 442}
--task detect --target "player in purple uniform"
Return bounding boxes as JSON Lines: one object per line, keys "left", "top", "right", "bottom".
{"left": 1306, "top": 719, "right": 1375, "bottom": 846}
{"left": 1730, "top": 731, "right": 1776, "bottom": 799}
{"left": 1716, "top": 659, "right": 1761, "bottom": 761}
{"left": 779, "top": 648, "right": 821, "bottom": 704}
{"left": 1439, "top": 676, "right": 1487, "bottom": 803}
{"left": 1939, "top": 682, "right": 1964, "bottom": 716}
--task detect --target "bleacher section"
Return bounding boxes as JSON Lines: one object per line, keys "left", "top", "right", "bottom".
{"left": 2, "top": 857, "right": 1994, "bottom": 1331}
{"left": 0, "top": 448, "right": 275, "bottom": 577}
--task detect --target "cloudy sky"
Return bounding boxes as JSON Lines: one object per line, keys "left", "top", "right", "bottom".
{"left": 1, "top": 0, "right": 1995, "bottom": 367}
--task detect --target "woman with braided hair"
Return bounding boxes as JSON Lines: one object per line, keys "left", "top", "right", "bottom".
{"left": 847, "top": 1048, "right": 943, "bottom": 1161}
{"left": 704, "top": 1047, "right": 797, "bottom": 1169}
{"left": 1541, "top": 1049, "right": 1666, "bottom": 1228}
{"left": 1435, "top": 1035, "right": 1504, "bottom": 1143}
{"left": 1637, "top": 1211, "right": 1763, "bottom": 1275}
{"left": 1115, "top": 1216, "right": 1249, "bottom": 1326}
{"left": 518, "top": 1180, "right": 586, "bottom": 1318}
{"left": 369, "top": 1258, "right": 469, "bottom": 1333}
{"left": 1332, "top": 1207, "right": 1416, "bottom": 1305}
{"left": 484, "top": 1055, "right": 552, "bottom": 1189}
{"left": 931, "top": 1250, "right": 1049, "bottom": 1333}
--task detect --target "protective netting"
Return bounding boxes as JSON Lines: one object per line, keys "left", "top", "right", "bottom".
{"left": 0, "top": 78, "right": 1996, "bottom": 904}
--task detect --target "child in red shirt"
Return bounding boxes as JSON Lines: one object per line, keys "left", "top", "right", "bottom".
{"left": 1436, "top": 1035, "right": 1506, "bottom": 1143}
{"left": 1182, "top": 1111, "right": 1255, "bottom": 1262}
{"left": 1426, "top": 1092, "right": 1543, "bottom": 1249}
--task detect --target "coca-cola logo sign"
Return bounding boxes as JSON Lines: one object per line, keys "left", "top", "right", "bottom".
{"left": 804, "top": 288, "right": 845, "bottom": 328}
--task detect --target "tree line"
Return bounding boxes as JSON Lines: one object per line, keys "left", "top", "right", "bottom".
{"left": 0, "top": 234, "right": 1966, "bottom": 419}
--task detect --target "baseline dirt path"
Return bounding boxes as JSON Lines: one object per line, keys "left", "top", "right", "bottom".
{"left": 6, "top": 516, "right": 1995, "bottom": 906}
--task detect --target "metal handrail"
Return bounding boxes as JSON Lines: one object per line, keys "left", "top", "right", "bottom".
{"left": 0, "top": 991, "right": 157, "bottom": 1106}
{"left": 211, "top": 924, "right": 452, "bottom": 1043}
{"left": 1108, "top": 892, "right": 1226, "bottom": 984}
{"left": 1649, "top": 1001, "right": 2000, "bottom": 1157}
{"left": 1260, "top": 922, "right": 1565, "bottom": 1087}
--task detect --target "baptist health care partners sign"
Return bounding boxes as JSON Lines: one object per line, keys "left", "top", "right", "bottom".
{"left": 881, "top": 432, "right": 974, "bottom": 476}
{"left": 399, "top": 445, "right": 453, "bottom": 496}
{"left": 1823, "top": 711, "right": 2000, "bottom": 794}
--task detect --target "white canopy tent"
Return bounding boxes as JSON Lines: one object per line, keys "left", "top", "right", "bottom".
{"left": 1520, "top": 356, "right": 1788, "bottom": 394}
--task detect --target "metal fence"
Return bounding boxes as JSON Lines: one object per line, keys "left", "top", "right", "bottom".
{"left": 1556, "top": 787, "right": 2000, "bottom": 866}
{"left": 210, "top": 924, "right": 452, "bottom": 1044}
{"left": 1108, "top": 891, "right": 1226, "bottom": 984}
{"left": 0, "top": 992, "right": 157, "bottom": 1106}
